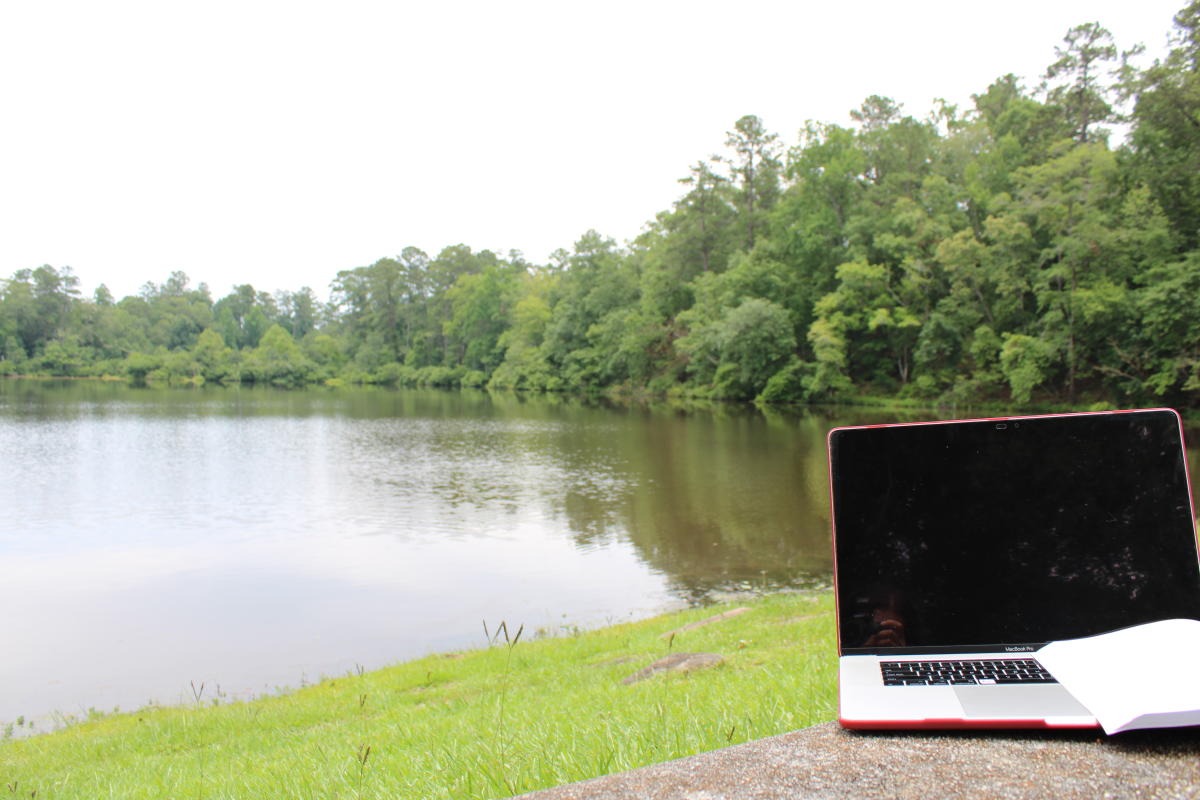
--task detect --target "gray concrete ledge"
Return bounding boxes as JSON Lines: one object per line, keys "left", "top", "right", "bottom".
{"left": 516, "top": 722, "right": 1200, "bottom": 799}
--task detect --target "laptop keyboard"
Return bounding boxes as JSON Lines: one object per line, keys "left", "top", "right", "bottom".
{"left": 880, "top": 658, "right": 1058, "bottom": 686}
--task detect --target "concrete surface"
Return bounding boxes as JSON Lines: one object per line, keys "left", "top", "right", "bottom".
{"left": 515, "top": 722, "right": 1200, "bottom": 799}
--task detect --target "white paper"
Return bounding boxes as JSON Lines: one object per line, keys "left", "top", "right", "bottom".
{"left": 1036, "top": 618, "right": 1200, "bottom": 734}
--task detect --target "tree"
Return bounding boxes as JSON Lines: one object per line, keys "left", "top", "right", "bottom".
{"left": 275, "top": 287, "right": 320, "bottom": 339}
{"left": 1043, "top": 22, "right": 1120, "bottom": 143}
{"left": 425, "top": 245, "right": 500, "bottom": 365}
{"left": 192, "top": 328, "right": 235, "bottom": 382}
{"left": 1013, "top": 142, "right": 1123, "bottom": 400}
{"left": 397, "top": 246, "right": 432, "bottom": 351}
{"left": 330, "top": 260, "right": 404, "bottom": 361}
{"left": 973, "top": 74, "right": 1070, "bottom": 166}
{"left": 808, "top": 260, "right": 923, "bottom": 389}
{"left": 536, "top": 232, "right": 639, "bottom": 389}
{"left": 638, "top": 160, "right": 738, "bottom": 321}
{"left": 1124, "top": 1, "right": 1200, "bottom": 249}
{"left": 443, "top": 262, "right": 520, "bottom": 373}
{"left": 212, "top": 284, "right": 274, "bottom": 349}
{"left": 774, "top": 123, "right": 867, "bottom": 341}
{"left": 242, "top": 324, "right": 313, "bottom": 386}
{"left": 717, "top": 115, "right": 782, "bottom": 249}
{"left": 999, "top": 333, "right": 1057, "bottom": 402}
{"left": 1130, "top": 252, "right": 1200, "bottom": 402}
{"left": 38, "top": 335, "right": 86, "bottom": 375}
{"left": 850, "top": 95, "right": 903, "bottom": 186}
{"left": 675, "top": 160, "right": 735, "bottom": 275}
{"left": 0, "top": 266, "right": 81, "bottom": 357}
{"left": 711, "top": 298, "right": 796, "bottom": 399}
{"left": 851, "top": 96, "right": 941, "bottom": 206}
{"left": 489, "top": 271, "right": 555, "bottom": 390}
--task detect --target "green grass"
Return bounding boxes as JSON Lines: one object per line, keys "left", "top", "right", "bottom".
{"left": 0, "top": 592, "right": 837, "bottom": 799}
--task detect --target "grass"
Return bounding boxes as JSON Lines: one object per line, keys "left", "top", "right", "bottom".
{"left": 0, "top": 592, "right": 837, "bottom": 799}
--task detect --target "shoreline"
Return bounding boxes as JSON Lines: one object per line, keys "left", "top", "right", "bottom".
{"left": 6, "top": 374, "right": 1185, "bottom": 424}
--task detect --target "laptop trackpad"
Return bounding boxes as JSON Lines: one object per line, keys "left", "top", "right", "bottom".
{"left": 954, "top": 684, "right": 1091, "bottom": 718}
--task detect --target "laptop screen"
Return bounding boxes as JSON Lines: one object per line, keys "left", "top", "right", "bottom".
{"left": 829, "top": 410, "right": 1200, "bottom": 655}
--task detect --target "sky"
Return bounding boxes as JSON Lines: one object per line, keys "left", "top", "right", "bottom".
{"left": 0, "top": 0, "right": 1188, "bottom": 301}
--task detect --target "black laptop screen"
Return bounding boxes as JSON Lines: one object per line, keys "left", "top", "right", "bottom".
{"left": 829, "top": 410, "right": 1200, "bottom": 655}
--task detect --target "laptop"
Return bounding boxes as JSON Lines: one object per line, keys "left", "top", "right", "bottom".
{"left": 827, "top": 409, "right": 1200, "bottom": 729}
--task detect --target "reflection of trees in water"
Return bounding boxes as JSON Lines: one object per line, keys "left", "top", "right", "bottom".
{"left": 559, "top": 488, "right": 624, "bottom": 548}
{"left": 546, "top": 404, "right": 840, "bottom": 602}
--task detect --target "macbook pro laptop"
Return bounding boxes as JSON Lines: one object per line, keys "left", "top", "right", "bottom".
{"left": 827, "top": 409, "right": 1200, "bottom": 729}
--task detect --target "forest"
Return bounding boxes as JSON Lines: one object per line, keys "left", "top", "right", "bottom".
{"left": 4, "top": 7, "right": 1200, "bottom": 409}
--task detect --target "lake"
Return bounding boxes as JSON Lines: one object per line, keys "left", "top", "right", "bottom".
{"left": 1, "top": 381, "right": 1194, "bottom": 727}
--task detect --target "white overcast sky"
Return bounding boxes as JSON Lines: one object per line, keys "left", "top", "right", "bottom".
{"left": 0, "top": 1, "right": 1187, "bottom": 301}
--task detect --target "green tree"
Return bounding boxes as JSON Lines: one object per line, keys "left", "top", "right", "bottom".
{"left": 38, "top": 335, "right": 87, "bottom": 375}
{"left": 773, "top": 122, "right": 867, "bottom": 342}
{"left": 710, "top": 298, "right": 796, "bottom": 399}
{"left": 192, "top": 328, "right": 236, "bottom": 382}
{"left": 1, "top": 266, "right": 81, "bottom": 356}
{"left": 972, "top": 74, "right": 1070, "bottom": 170}
{"left": 539, "top": 231, "right": 637, "bottom": 389}
{"left": 1043, "top": 22, "right": 1120, "bottom": 144}
{"left": 999, "top": 333, "right": 1057, "bottom": 402}
{"left": 444, "top": 262, "right": 520, "bottom": 373}
{"left": 242, "top": 324, "right": 313, "bottom": 386}
{"left": 213, "top": 284, "right": 274, "bottom": 349}
{"left": 490, "top": 271, "right": 555, "bottom": 390}
{"left": 637, "top": 160, "right": 737, "bottom": 321}
{"left": 810, "top": 260, "right": 924, "bottom": 390}
{"left": 1124, "top": 1, "right": 1200, "bottom": 249}
{"left": 1012, "top": 142, "right": 1124, "bottom": 400}
{"left": 1130, "top": 253, "right": 1200, "bottom": 402}
{"left": 275, "top": 287, "right": 320, "bottom": 339}
{"left": 718, "top": 115, "right": 782, "bottom": 250}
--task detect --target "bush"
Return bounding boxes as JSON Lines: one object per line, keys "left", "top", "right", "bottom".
{"left": 372, "top": 362, "right": 418, "bottom": 386}
{"left": 999, "top": 334, "right": 1056, "bottom": 403}
{"left": 125, "top": 352, "right": 163, "bottom": 384}
{"left": 756, "top": 359, "right": 815, "bottom": 405}
{"left": 487, "top": 350, "right": 554, "bottom": 391}
{"left": 415, "top": 365, "right": 458, "bottom": 387}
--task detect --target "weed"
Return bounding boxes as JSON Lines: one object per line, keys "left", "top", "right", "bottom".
{"left": 189, "top": 681, "right": 206, "bottom": 800}
{"left": 486, "top": 619, "right": 524, "bottom": 795}
{"left": 354, "top": 742, "right": 372, "bottom": 794}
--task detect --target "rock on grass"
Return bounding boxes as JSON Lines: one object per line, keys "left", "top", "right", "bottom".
{"left": 621, "top": 653, "right": 724, "bottom": 685}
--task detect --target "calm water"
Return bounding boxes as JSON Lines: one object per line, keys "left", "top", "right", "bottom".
{"left": 1, "top": 382, "right": 1195, "bottom": 725}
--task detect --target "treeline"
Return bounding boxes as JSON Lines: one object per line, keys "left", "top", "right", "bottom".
{"left": 5, "top": 9, "right": 1200, "bottom": 408}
